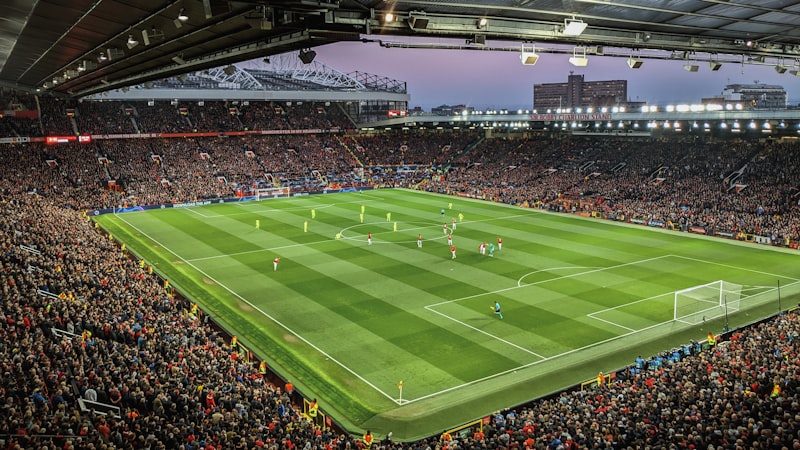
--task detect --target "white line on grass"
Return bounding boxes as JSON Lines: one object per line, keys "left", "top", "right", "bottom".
{"left": 584, "top": 255, "right": 800, "bottom": 331}
{"left": 112, "top": 214, "right": 400, "bottom": 404}
{"left": 585, "top": 291, "right": 674, "bottom": 331}
{"left": 422, "top": 256, "right": 672, "bottom": 381}
{"left": 427, "top": 255, "right": 672, "bottom": 309}
{"left": 671, "top": 254, "right": 800, "bottom": 281}
{"left": 229, "top": 195, "right": 387, "bottom": 214}
{"left": 516, "top": 267, "right": 603, "bottom": 287}
{"left": 586, "top": 315, "right": 637, "bottom": 332}
{"left": 188, "top": 213, "right": 531, "bottom": 261}
{"left": 424, "top": 306, "right": 547, "bottom": 359}
{"left": 405, "top": 310, "right": 685, "bottom": 405}
{"left": 338, "top": 221, "right": 450, "bottom": 244}
{"left": 187, "top": 238, "right": 336, "bottom": 262}
{"left": 182, "top": 207, "right": 216, "bottom": 218}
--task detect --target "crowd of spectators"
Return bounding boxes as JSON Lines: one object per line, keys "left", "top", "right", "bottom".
{"left": 0, "top": 97, "right": 353, "bottom": 137}
{"left": 74, "top": 102, "right": 138, "bottom": 136}
{"left": 2, "top": 99, "right": 800, "bottom": 449}
{"left": 1, "top": 182, "right": 798, "bottom": 449}
{"left": 0, "top": 89, "right": 42, "bottom": 138}
{"left": 426, "top": 135, "right": 800, "bottom": 245}
{"left": 6, "top": 97, "right": 800, "bottom": 243}
{"left": 38, "top": 99, "right": 79, "bottom": 137}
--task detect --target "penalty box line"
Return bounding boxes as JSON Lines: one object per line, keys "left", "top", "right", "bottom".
{"left": 425, "top": 255, "right": 674, "bottom": 359}
{"left": 586, "top": 253, "right": 800, "bottom": 332}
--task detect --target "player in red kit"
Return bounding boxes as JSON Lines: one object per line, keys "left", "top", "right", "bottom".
{"left": 273, "top": 257, "right": 280, "bottom": 271}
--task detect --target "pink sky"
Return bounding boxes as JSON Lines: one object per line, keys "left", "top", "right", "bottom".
{"left": 313, "top": 39, "right": 800, "bottom": 111}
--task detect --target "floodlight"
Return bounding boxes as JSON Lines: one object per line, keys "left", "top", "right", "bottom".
{"left": 519, "top": 44, "right": 539, "bottom": 65}
{"left": 477, "top": 18, "right": 488, "bottom": 28}
{"left": 775, "top": 64, "right": 788, "bottom": 74}
{"left": 683, "top": 64, "right": 699, "bottom": 72}
{"left": 563, "top": 17, "right": 587, "bottom": 36}
{"left": 98, "top": 52, "right": 108, "bottom": 62}
{"left": 174, "top": 8, "right": 189, "bottom": 28}
{"left": 126, "top": 34, "right": 139, "bottom": 49}
{"left": 569, "top": 47, "right": 588, "bottom": 67}
{"left": 709, "top": 61, "right": 722, "bottom": 71}
{"left": 384, "top": 12, "right": 394, "bottom": 23}
{"left": 299, "top": 48, "right": 316, "bottom": 64}
{"left": 520, "top": 53, "right": 539, "bottom": 65}
{"left": 627, "top": 56, "right": 643, "bottom": 69}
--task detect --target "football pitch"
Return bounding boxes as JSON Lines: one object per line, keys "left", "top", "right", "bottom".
{"left": 95, "top": 189, "right": 800, "bottom": 440}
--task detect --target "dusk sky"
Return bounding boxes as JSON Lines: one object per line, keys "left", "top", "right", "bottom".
{"left": 312, "top": 38, "right": 800, "bottom": 111}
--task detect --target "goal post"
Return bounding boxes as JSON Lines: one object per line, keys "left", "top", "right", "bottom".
{"left": 674, "top": 280, "right": 742, "bottom": 324}
{"left": 256, "top": 186, "right": 290, "bottom": 200}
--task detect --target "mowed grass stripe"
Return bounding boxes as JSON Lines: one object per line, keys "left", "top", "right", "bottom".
{"left": 97, "top": 189, "right": 800, "bottom": 438}
{"left": 196, "top": 239, "right": 529, "bottom": 392}
{"left": 116, "top": 210, "right": 239, "bottom": 261}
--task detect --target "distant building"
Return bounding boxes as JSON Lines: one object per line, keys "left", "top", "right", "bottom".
{"left": 431, "top": 104, "right": 475, "bottom": 115}
{"left": 702, "top": 83, "right": 787, "bottom": 109}
{"left": 534, "top": 73, "right": 627, "bottom": 111}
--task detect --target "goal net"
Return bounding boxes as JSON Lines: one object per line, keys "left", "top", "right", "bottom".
{"left": 674, "top": 280, "right": 742, "bottom": 325}
{"left": 256, "top": 186, "right": 290, "bottom": 200}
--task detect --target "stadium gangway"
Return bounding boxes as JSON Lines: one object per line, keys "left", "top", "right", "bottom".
{"left": 78, "top": 398, "right": 122, "bottom": 418}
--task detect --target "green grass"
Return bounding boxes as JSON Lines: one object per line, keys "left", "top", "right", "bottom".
{"left": 95, "top": 189, "right": 800, "bottom": 440}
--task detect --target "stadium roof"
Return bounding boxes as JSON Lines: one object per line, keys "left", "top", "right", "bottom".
{"left": 5, "top": 0, "right": 800, "bottom": 98}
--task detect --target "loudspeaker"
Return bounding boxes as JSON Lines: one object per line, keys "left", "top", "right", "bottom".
{"left": 409, "top": 15, "right": 429, "bottom": 29}
{"left": 627, "top": 58, "right": 643, "bottom": 69}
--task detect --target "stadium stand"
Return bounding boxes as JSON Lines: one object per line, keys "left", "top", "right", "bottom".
{"left": 1, "top": 96, "right": 800, "bottom": 449}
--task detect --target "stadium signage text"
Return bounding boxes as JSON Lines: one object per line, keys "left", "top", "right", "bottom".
{"left": 45, "top": 135, "right": 93, "bottom": 145}
{"left": 528, "top": 113, "right": 612, "bottom": 121}
{"left": 0, "top": 136, "right": 30, "bottom": 144}
{"left": 173, "top": 200, "right": 212, "bottom": 208}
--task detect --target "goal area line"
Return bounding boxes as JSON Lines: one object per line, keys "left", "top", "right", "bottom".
{"left": 425, "top": 254, "right": 800, "bottom": 403}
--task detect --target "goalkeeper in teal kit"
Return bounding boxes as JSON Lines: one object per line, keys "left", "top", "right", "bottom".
{"left": 491, "top": 301, "right": 503, "bottom": 319}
